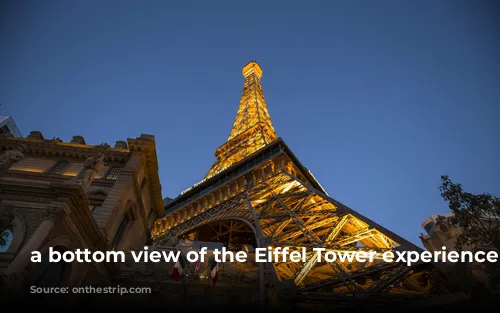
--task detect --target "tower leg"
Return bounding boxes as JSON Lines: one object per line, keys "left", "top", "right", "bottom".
{"left": 245, "top": 192, "right": 291, "bottom": 310}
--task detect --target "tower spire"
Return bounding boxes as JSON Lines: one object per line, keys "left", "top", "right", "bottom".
{"left": 227, "top": 61, "right": 276, "bottom": 141}
{"left": 205, "top": 61, "right": 278, "bottom": 178}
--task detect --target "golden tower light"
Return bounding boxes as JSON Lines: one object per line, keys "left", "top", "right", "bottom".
{"left": 152, "top": 62, "right": 459, "bottom": 310}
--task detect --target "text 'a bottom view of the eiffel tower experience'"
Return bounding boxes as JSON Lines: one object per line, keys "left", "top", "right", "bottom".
{"left": 151, "top": 61, "right": 464, "bottom": 310}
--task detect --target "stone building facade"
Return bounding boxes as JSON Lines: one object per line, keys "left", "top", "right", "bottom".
{"left": 0, "top": 130, "right": 164, "bottom": 298}
{"left": 419, "top": 213, "right": 459, "bottom": 252}
{"left": 419, "top": 212, "right": 498, "bottom": 286}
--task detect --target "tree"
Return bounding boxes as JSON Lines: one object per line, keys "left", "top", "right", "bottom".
{"left": 439, "top": 175, "right": 500, "bottom": 251}
{"left": 0, "top": 217, "right": 9, "bottom": 247}
{"left": 439, "top": 175, "right": 500, "bottom": 289}
{"left": 0, "top": 227, "right": 7, "bottom": 247}
{"left": 0, "top": 215, "right": 13, "bottom": 248}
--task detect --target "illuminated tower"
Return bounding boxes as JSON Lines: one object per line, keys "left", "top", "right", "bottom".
{"left": 152, "top": 62, "right": 456, "bottom": 309}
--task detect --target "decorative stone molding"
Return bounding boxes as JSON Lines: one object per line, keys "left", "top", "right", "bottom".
{"left": 70, "top": 135, "right": 86, "bottom": 145}
{"left": 0, "top": 211, "right": 15, "bottom": 226}
{"left": 10, "top": 208, "right": 44, "bottom": 241}
{"left": 26, "top": 130, "right": 44, "bottom": 140}
{"left": 0, "top": 201, "right": 13, "bottom": 221}
{"left": 64, "top": 153, "right": 105, "bottom": 191}
{"left": 95, "top": 142, "right": 110, "bottom": 149}
{"left": 114, "top": 141, "right": 128, "bottom": 149}
{"left": 0, "top": 144, "right": 26, "bottom": 175}
{"left": 0, "top": 135, "right": 129, "bottom": 164}
{"left": 49, "top": 137, "right": 62, "bottom": 143}
{"left": 0, "top": 194, "right": 51, "bottom": 204}
{"left": 43, "top": 206, "right": 65, "bottom": 221}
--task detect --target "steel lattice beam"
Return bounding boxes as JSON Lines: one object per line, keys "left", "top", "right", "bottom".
{"left": 153, "top": 166, "right": 452, "bottom": 309}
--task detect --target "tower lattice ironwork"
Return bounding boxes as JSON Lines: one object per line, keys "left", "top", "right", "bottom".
{"left": 152, "top": 61, "right": 460, "bottom": 309}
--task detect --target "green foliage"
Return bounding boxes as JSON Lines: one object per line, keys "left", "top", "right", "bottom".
{"left": 0, "top": 227, "right": 7, "bottom": 247}
{"left": 439, "top": 175, "right": 500, "bottom": 289}
{"left": 449, "top": 261, "right": 477, "bottom": 291}
{"left": 439, "top": 175, "right": 500, "bottom": 251}
{"left": 0, "top": 216, "right": 12, "bottom": 248}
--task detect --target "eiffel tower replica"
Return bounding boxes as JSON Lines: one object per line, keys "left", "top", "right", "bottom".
{"left": 151, "top": 61, "right": 462, "bottom": 310}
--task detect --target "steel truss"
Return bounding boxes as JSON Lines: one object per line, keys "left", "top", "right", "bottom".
{"left": 153, "top": 168, "right": 455, "bottom": 308}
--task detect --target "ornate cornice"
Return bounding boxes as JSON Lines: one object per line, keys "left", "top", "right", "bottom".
{"left": 3, "top": 170, "right": 115, "bottom": 188}
{"left": 0, "top": 178, "right": 88, "bottom": 209}
{"left": 42, "top": 205, "right": 65, "bottom": 220}
{"left": 0, "top": 211, "right": 14, "bottom": 226}
{"left": 0, "top": 136, "right": 129, "bottom": 164}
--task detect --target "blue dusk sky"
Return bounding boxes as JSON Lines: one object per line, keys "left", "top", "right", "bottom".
{"left": 1, "top": 0, "right": 499, "bottom": 247}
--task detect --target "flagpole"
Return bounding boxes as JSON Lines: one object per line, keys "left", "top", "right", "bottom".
{"left": 182, "top": 271, "right": 187, "bottom": 300}
{"left": 199, "top": 260, "right": 211, "bottom": 281}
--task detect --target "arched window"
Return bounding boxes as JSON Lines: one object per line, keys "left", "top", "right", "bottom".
{"left": 0, "top": 214, "right": 26, "bottom": 255}
{"left": 16, "top": 246, "right": 70, "bottom": 300}
{"left": 112, "top": 214, "right": 130, "bottom": 249}
{"left": 88, "top": 190, "right": 107, "bottom": 216}
{"left": 34, "top": 249, "right": 67, "bottom": 287}
{"left": 0, "top": 228, "right": 13, "bottom": 252}
{"left": 25, "top": 246, "right": 68, "bottom": 287}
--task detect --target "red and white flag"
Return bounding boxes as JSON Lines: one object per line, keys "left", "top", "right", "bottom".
{"left": 209, "top": 258, "right": 219, "bottom": 286}
{"left": 170, "top": 253, "right": 186, "bottom": 281}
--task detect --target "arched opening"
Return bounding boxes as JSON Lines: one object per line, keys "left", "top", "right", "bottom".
{"left": 182, "top": 219, "right": 257, "bottom": 251}
{"left": 175, "top": 219, "right": 261, "bottom": 286}
{"left": 170, "top": 217, "right": 267, "bottom": 305}
{"left": 112, "top": 201, "right": 136, "bottom": 250}
{"left": 0, "top": 228, "right": 13, "bottom": 252}
{"left": 16, "top": 245, "right": 72, "bottom": 300}
{"left": 0, "top": 214, "right": 26, "bottom": 254}
{"left": 34, "top": 246, "right": 68, "bottom": 287}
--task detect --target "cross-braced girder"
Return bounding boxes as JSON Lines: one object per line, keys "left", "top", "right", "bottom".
{"left": 150, "top": 62, "right": 461, "bottom": 309}
{"left": 205, "top": 61, "right": 277, "bottom": 179}
{"left": 153, "top": 166, "right": 451, "bottom": 308}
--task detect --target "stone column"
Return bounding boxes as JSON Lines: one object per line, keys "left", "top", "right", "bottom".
{"left": 244, "top": 192, "right": 290, "bottom": 310}
{"left": 4, "top": 206, "right": 64, "bottom": 276}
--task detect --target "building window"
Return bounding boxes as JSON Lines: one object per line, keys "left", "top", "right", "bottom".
{"left": 0, "top": 125, "right": 10, "bottom": 134}
{"left": 90, "top": 205, "right": 101, "bottom": 215}
{"left": 424, "top": 221, "right": 435, "bottom": 235}
{"left": 0, "top": 228, "right": 13, "bottom": 253}
{"left": 105, "top": 167, "right": 121, "bottom": 180}
{"left": 48, "top": 161, "right": 69, "bottom": 174}
{"left": 112, "top": 214, "right": 130, "bottom": 249}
